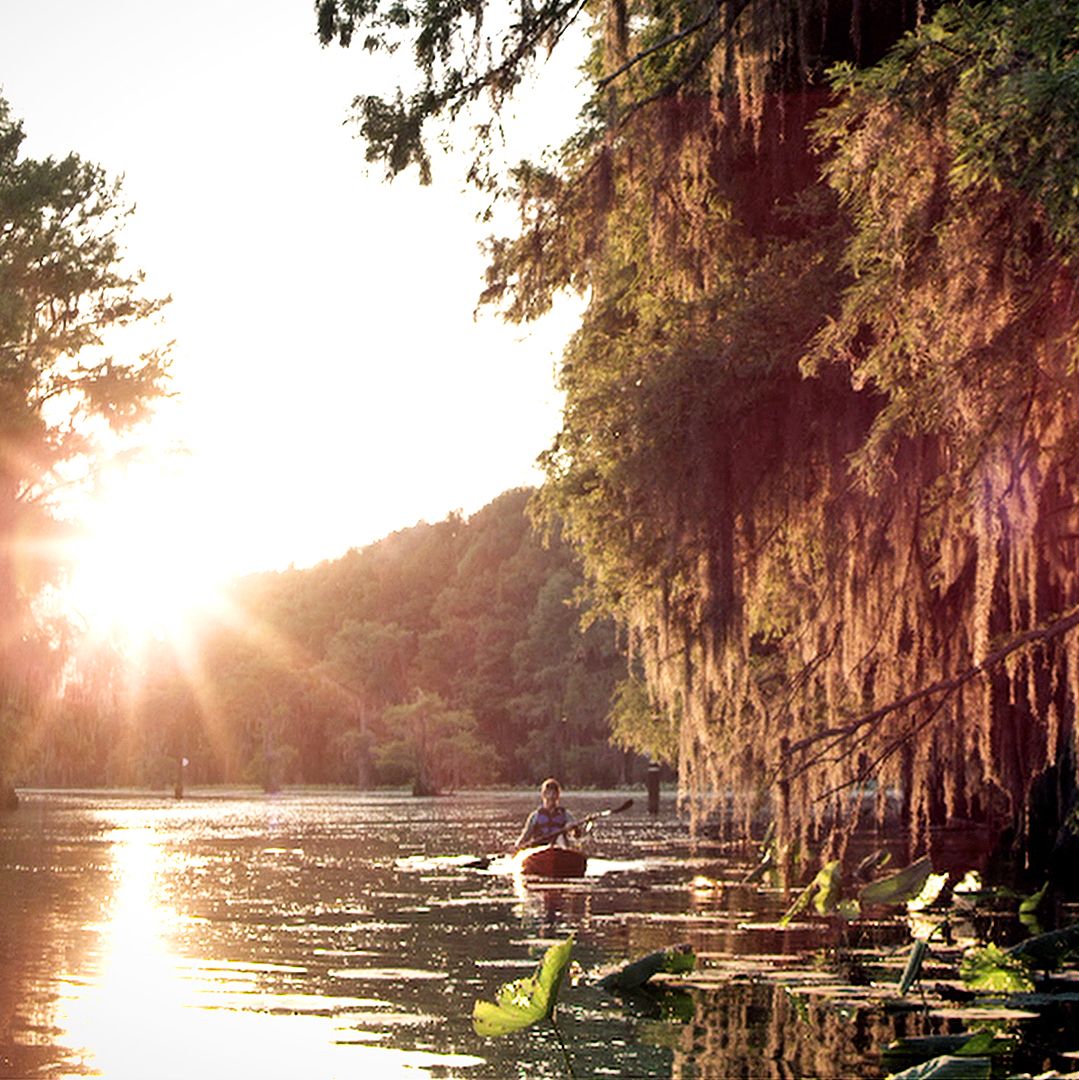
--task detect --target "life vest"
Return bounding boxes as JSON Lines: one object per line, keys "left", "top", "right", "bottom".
{"left": 532, "top": 805, "right": 569, "bottom": 843}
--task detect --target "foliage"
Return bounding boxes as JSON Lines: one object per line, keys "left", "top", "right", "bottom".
{"left": 859, "top": 857, "right": 935, "bottom": 906}
{"left": 30, "top": 489, "right": 635, "bottom": 788}
{"left": 780, "top": 860, "right": 842, "bottom": 925}
{"left": 959, "top": 943, "right": 1035, "bottom": 994}
{"left": 1006, "top": 920, "right": 1079, "bottom": 970}
{"left": 472, "top": 934, "right": 575, "bottom": 1036}
{"left": 888, "top": 1054, "right": 992, "bottom": 1080}
{"left": 0, "top": 98, "right": 170, "bottom": 783}
{"left": 898, "top": 940, "right": 928, "bottom": 996}
{"left": 469, "top": 0, "right": 1079, "bottom": 870}
{"left": 1018, "top": 881, "right": 1048, "bottom": 915}
{"left": 378, "top": 690, "right": 485, "bottom": 793}
{"left": 596, "top": 943, "right": 696, "bottom": 991}
{"left": 313, "top": 0, "right": 1079, "bottom": 872}
{"left": 607, "top": 676, "right": 677, "bottom": 765}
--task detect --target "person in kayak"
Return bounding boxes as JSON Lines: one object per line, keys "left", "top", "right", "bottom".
{"left": 516, "top": 778, "right": 577, "bottom": 849}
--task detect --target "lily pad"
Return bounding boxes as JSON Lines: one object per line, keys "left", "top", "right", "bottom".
{"left": 780, "top": 860, "right": 842, "bottom": 925}
{"left": 597, "top": 944, "right": 697, "bottom": 991}
{"left": 1018, "top": 881, "right": 1048, "bottom": 915}
{"left": 898, "top": 940, "right": 929, "bottom": 996}
{"left": 860, "top": 856, "right": 933, "bottom": 906}
{"left": 887, "top": 1054, "right": 991, "bottom": 1079}
{"left": 1006, "top": 920, "right": 1079, "bottom": 969}
{"left": 472, "top": 935, "right": 574, "bottom": 1036}
{"left": 959, "top": 944, "right": 1035, "bottom": 994}
{"left": 882, "top": 1031, "right": 1011, "bottom": 1074}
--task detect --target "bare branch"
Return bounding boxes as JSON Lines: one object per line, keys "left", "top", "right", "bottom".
{"left": 780, "top": 602, "right": 1079, "bottom": 785}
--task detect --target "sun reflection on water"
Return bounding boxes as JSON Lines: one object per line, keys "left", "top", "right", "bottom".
{"left": 52, "top": 823, "right": 482, "bottom": 1079}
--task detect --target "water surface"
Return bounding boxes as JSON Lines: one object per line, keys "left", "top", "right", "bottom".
{"left": 0, "top": 789, "right": 1017, "bottom": 1078}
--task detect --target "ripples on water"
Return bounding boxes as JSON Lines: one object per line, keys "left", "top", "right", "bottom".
{"left": 0, "top": 790, "right": 1068, "bottom": 1078}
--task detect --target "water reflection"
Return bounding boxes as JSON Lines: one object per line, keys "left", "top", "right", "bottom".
{"left": 37, "top": 809, "right": 484, "bottom": 1079}
{"left": 55, "top": 825, "right": 192, "bottom": 1077}
{"left": 8, "top": 791, "right": 1067, "bottom": 1078}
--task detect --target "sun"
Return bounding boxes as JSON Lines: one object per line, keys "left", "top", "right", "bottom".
{"left": 61, "top": 460, "right": 231, "bottom": 648}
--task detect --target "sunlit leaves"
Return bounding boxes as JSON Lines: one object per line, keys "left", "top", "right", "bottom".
{"left": 780, "top": 860, "right": 842, "bottom": 925}
{"left": 0, "top": 98, "right": 171, "bottom": 766}
{"left": 1018, "top": 881, "right": 1048, "bottom": 916}
{"left": 959, "top": 943, "right": 1035, "bottom": 994}
{"left": 472, "top": 934, "right": 574, "bottom": 1036}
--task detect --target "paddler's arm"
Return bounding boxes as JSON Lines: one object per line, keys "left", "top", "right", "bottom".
{"left": 515, "top": 810, "right": 538, "bottom": 850}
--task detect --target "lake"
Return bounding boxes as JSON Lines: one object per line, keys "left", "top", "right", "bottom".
{"left": 1, "top": 789, "right": 1069, "bottom": 1079}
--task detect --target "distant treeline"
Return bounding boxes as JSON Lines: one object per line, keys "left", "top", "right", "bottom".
{"left": 27, "top": 489, "right": 646, "bottom": 792}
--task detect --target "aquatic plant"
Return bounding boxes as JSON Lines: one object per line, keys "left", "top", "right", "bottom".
{"left": 472, "top": 935, "right": 575, "bottom": 1036}
{"left": 596, "top": 944, "right": 697, "bottom": 991}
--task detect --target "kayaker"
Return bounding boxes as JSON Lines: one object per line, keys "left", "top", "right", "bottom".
{"left": 516, "top": 778, "right": 577, "bottom": 849}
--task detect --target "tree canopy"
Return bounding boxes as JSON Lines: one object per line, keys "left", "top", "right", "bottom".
{"left": 33, "top": 489, "right": 635, "bottom": 791}
{"left": 320, "top": 0, "right": 1079, "bottom": 881}
{"left": 0, "top": 98, "right": 171, "bottom": 799}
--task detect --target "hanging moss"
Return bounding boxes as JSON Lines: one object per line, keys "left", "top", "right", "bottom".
{"left": 320, "top": 0, "right": 1079, "bottom": 871}
{"left": 520, "top": 0, "right": 1079, "bottom": 875}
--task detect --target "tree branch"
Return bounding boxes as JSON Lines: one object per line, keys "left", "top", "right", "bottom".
{"left": 597, "top": 0, "right": 723, "bottom": 89}
{"left": 780, "top": 602, "right": 1079, "bottom": 785}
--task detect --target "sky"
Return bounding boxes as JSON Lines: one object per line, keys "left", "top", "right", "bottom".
{"left": 0, "top": 0, "right": 587, "bottom": 597}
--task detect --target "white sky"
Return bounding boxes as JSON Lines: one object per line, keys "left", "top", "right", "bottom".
{"left": 0, "top": 0, "right": 586, "bottom": 583}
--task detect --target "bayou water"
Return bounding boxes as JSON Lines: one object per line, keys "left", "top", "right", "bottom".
{"left": 0, "top": 789, "right": 1070, "bottom": 1078}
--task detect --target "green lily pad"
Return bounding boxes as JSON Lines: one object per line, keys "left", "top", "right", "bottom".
{"left": 473, "top": 935, "right": 575, "bottom": 1036}
{"left": 1018, "top": 881, "right": 1048, "bottom": 915}
{"left": 1006, "top": 920, "right": 1079, "bottom": 969}
{"left": 959, "top": 943, "right": 1035, "bottom": 994}
{"left": 888, "top": 1054, "right": 991, "bottom": 1079}
{"left": 898, "top": 939, "right": 928, "bottom": 996}
{"left": 597, "top": 944, "right": 696, "bottom": 990}
{"left": 780, "top": 860, "right": 842, "bottom": 925}
{"left": 859, "top": 856, "right": 933, "bottom": 905}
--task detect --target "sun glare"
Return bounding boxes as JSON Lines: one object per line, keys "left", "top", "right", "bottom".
{"left": 62, "top": 461, "right": 229, "bottom": 647}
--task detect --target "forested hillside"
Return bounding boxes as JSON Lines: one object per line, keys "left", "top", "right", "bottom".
{"left": 316, "top": 0, "right": 1079, "bottom": 880}
{"left": 28, "top": 489, "right": 636, "bottom": 791}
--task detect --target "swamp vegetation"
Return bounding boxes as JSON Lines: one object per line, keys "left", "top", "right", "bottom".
{"left": 318, "top": 0, "right": 1079, "bottom": 890}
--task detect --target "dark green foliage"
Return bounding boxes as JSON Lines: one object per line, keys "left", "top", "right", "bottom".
{"left": 316, "top": 0, "right": 587, "bottom": 184}
{"left": 597, "top": 944, "right": 696, "bottom": 991}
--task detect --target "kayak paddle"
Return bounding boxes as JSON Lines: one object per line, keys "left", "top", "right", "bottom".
{"left": 527, "top": 797, "right": 634, "bottom": 851}
{"left": 463, "top": 797, "right": 635, "bottom": 869}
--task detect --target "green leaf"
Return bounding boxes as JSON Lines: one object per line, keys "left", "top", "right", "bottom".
{"left": 898, "top": 939, "right": 928, "bottom": 996}
{"left": 596, "top": 944, "right": 696, "bottom": 990}
{"left": 1018, "top": 881, "right": 1048, "bottom": 914}
{"left": 662, "top": 945, "right": 697, "bottom": 975}
{"left": 954, "top": 1031, "right": 1015, "bottom": 1057}
{"left": 813, "top": 860, "right": 842, "bottom": 915}
{"left": 1006, "top": 920, "right": 1079, "bottom": 969}
{"left": 472, "top": 935, "right": 575, "bottom": 1036}
{"left": 959, "top": 943, "right": 1035, "bottom": 994}
{"left": 859, "top": 856, "right": 933, "bottom": 905}
{"left": 780, "top": 860, "right": 842, "bottom": 925}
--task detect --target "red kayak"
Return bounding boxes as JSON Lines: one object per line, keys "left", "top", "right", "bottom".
{"left": 518, "top": 845, "right": 587, "bottom": 878}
